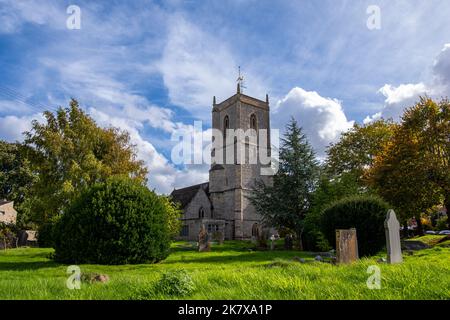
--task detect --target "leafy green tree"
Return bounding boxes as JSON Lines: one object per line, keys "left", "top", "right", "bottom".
{"left": 326, "top": 119, "right": 395, "bottom": 180}
{"left": 162, "top": 196, "right": 182, "bottom": 239}
{"left": 249, "top": 118, "right": 320, "bottom": 249}
{"left": 0, "top": 141, "right": 36, "bottom": 227}
{"left": 304, "top": 171, "right": 366, "bottom": 250}
{"left": 24, "top": 99, "right": 148, "bottom": 225}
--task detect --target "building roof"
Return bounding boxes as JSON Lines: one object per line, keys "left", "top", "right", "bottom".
{"left": 170, "top": 183, "right": 209, "bottom": 209}
{"left": 210, "top": 164, "right": 225, "bottom": 171}
{"left": 0, "top": 200, "right": 12, "bottom": 206}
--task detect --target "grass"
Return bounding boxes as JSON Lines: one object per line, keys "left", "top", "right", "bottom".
{"left": 0, "top": 241, "right": 449, "bottom": 300}
{"left": 407, "top": 235, "right": 449, "bottom": 247}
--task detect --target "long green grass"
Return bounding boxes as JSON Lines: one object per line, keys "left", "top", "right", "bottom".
{"left": 0, "top": 241, "right": 449, "bottom": 300}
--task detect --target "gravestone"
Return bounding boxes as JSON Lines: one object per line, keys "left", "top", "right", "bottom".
{"left": 384, "top": 210, "right": 403, "bottom": 264}
{"left": 284, "top": 234, "right": 293, "bottom": 250}
{"left": 212, "top": 231, "right": 224, "bottom": 245}
{"left": 198, "top": 225, "right": 211, "bottom": 252}
{"left": 269, "top": 235, "right": 276, "bottom": 250}
{"left": 335, "top": 229, "right": 359, "bottom": 264}
{"left": 257, "top": 228, "right": 269, "bottom": 249}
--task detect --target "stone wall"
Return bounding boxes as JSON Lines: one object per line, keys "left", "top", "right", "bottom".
{"left": 0, "top": 202, "right": 17, "bottom": 225}
{"left": 178, "top": 188, "right": 212, "bottom": 241}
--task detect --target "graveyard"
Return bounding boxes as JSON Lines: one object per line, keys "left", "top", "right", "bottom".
{"left": 0, "top": 239, "right": 449, "bottom": 300}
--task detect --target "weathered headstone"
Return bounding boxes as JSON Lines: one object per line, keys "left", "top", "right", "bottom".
{"left": 335, "top": 228, "right": 359, "bottom": 264}
{"left": 284, "top": 234, "right": 293, "bottom": 250}
{"left": 212, "top": 231, "right": 224, "bottom": 245}
{"left": 384, "top": 209, "right": 403, "bottom": 264}
{"left": 198, "top": 225, "right": 211, "bottom": 252}
{"left": 257, "top": 228, "right": 269, "bottom": 249}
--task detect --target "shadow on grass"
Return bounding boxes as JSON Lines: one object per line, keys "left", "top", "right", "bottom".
{"left": 163, "top": 251, "right": 311, "bottom": 265}
{"left": 0, "top": 260, "right": 62, "bottom": 271}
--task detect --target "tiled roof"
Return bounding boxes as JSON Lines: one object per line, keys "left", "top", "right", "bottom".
{"left": 170, "top": 183, "right": 209, "bottom": 209}
{"left": 0, "top": 200, "right": 12, "bottom": 206}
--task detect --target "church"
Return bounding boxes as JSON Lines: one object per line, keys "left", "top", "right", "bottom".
{"left": 171, "top": 83, "right": 273, "bottom": 240}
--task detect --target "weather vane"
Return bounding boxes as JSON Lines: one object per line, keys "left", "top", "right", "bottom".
{"left": 236, "top": 66, "right": 247, "bottom": 93}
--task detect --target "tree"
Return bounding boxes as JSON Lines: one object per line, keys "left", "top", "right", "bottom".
{"left": 54, "top": 176, "right": 171, "bottom": 264}
{"left": 326, "top": 119, "right": 395, "bottom": 181}
{"left": 0, "top": 141, "right": 35, "bottom": 227}
{"left": 24, "top": 99, "right": 148, "bottom": 225}
{"left": 401, "top": 98, "right": 450, "bottom": 219}
{"left": 365, "top": 97, "right": 446, "bottom": 234}
{"left": 304, "top": 171, "right": 366, "bottom": 250}
{"left": 249, "top": 118, "right": 320, "bottom": 250}
{"left": 162, "top": 196, "right": 182, "bottom": 239}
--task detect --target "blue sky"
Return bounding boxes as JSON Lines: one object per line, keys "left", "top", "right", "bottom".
{"left": 0, "top": 0, "right": 449, "bottom": 193}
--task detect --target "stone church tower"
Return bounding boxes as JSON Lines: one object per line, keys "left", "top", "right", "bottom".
{"left": 209, "top": 84, "right": 272, "bottom": 240}
{"left": 171, "top": 84, "right": 272, "bottom": 241}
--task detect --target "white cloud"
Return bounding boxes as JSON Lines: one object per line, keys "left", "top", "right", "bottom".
{"left": 375, "top": 83, "right": 430, "bottom": 121}
{"left": 159, "top": 16, "right": 236, "bottom": 118}
{"left": 0, "top": 0, "right": 63, "bottom": 34}
{"left": 363, "top": 112, "right": 381, "bottom": 125}
{"left": 89, "top": 108, "right": 208, "bottom": 194}
{"left": 0, "top": 113, "right": 42, "bottom": 142}
{"left": 378, "top": 83, "right": 429, "bottom": 105}
{"left": 433, "top": 43, "right": 450, "bottom": 92}
{"left": 273, "top": 87, "right": 354, "bottom": 156}
{"left": 365, "top": 43, "right": 450, "bottom": 123}
{"left": 158, "top": 15, "right": 267, "bottom": 120}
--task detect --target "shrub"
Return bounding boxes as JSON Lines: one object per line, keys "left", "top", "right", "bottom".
{"left": 303, "top": 210, "right": 330, "bottom": 251}
{"left": 0, "top": 222, "right": 19, "bottom": 249}
{"left": 436, "top": 216, "right": 448, "bottom": 231}
{"left": 37, "top": 216, "right": 60, "bottom": 248}
{"left": 162, "top": 196, "right": 182, "bottom": 239}
{"left": 53, "top": 176, "right": 171, "bottom": 264}
{"left": 320, "top": 195, "right": 390, "bottom": 256}
{"left": 154, "top": 270, "right": 195, "bottom": 296}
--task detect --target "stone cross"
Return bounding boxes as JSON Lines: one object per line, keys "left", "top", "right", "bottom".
{"left": 384, "top": 209, "right": 403, "bottom": 264}
{"left": 336, "top": 229, "right": 359, "bottom": 264}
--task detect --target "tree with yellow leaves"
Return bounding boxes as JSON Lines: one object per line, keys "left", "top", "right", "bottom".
{"left": 366, "top": 97, "right": 449, "bottom": 234}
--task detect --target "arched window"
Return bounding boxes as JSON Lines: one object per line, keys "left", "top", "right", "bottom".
{"left": 224, "top": 115, "right": 230, "bottom": 139}
{"left": 250, "top": 114, "right": 257, "bottom": 130}
{"left": 199, "top": 207, "right": 205, "bottom": 219}
{"left": 252, "top": 223, "right": 260, "bottom": 237}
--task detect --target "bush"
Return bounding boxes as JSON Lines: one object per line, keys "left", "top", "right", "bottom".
{"left": 37, "top": 216, "right": 60, "bottom": 248}
{"left": 54, "top": 176, "right": 171, "bottom": 264}
{"left": 436, "top": 216, "right": 448, "bottom": 231}
{"left": 154, "top": 270, "right": 195, "bottom": 296}
{"left": 303, "top": 209, "right": 330, "bottom": 251}
{"left": 162, "top": 196, "right": 182, "bottom": 239}
{"left": 320, "top": 195, "right": 390, "bottom": 256}
{"left": 0, "top": 222, "right": 19, "bottom": 249}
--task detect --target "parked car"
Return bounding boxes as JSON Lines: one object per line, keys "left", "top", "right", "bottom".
{"left": 438, "top": 230, "right": 450, "bottom": 235}
{"left": 425, "top": 231, "right": 437, "bottom": 235}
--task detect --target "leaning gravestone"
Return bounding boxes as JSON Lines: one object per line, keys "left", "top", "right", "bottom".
{"left": 384, "top": 209, "right": 403, "bottom": 264}
{"left": 198, "top": 225, "right": 211, "bottom": 252}
{"left": 335, "top": 229, "right": 359, "bottom": 264}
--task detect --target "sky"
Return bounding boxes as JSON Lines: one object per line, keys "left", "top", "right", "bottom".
{"left": 0, "top": 0, "right": 449, "bottom": 194}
